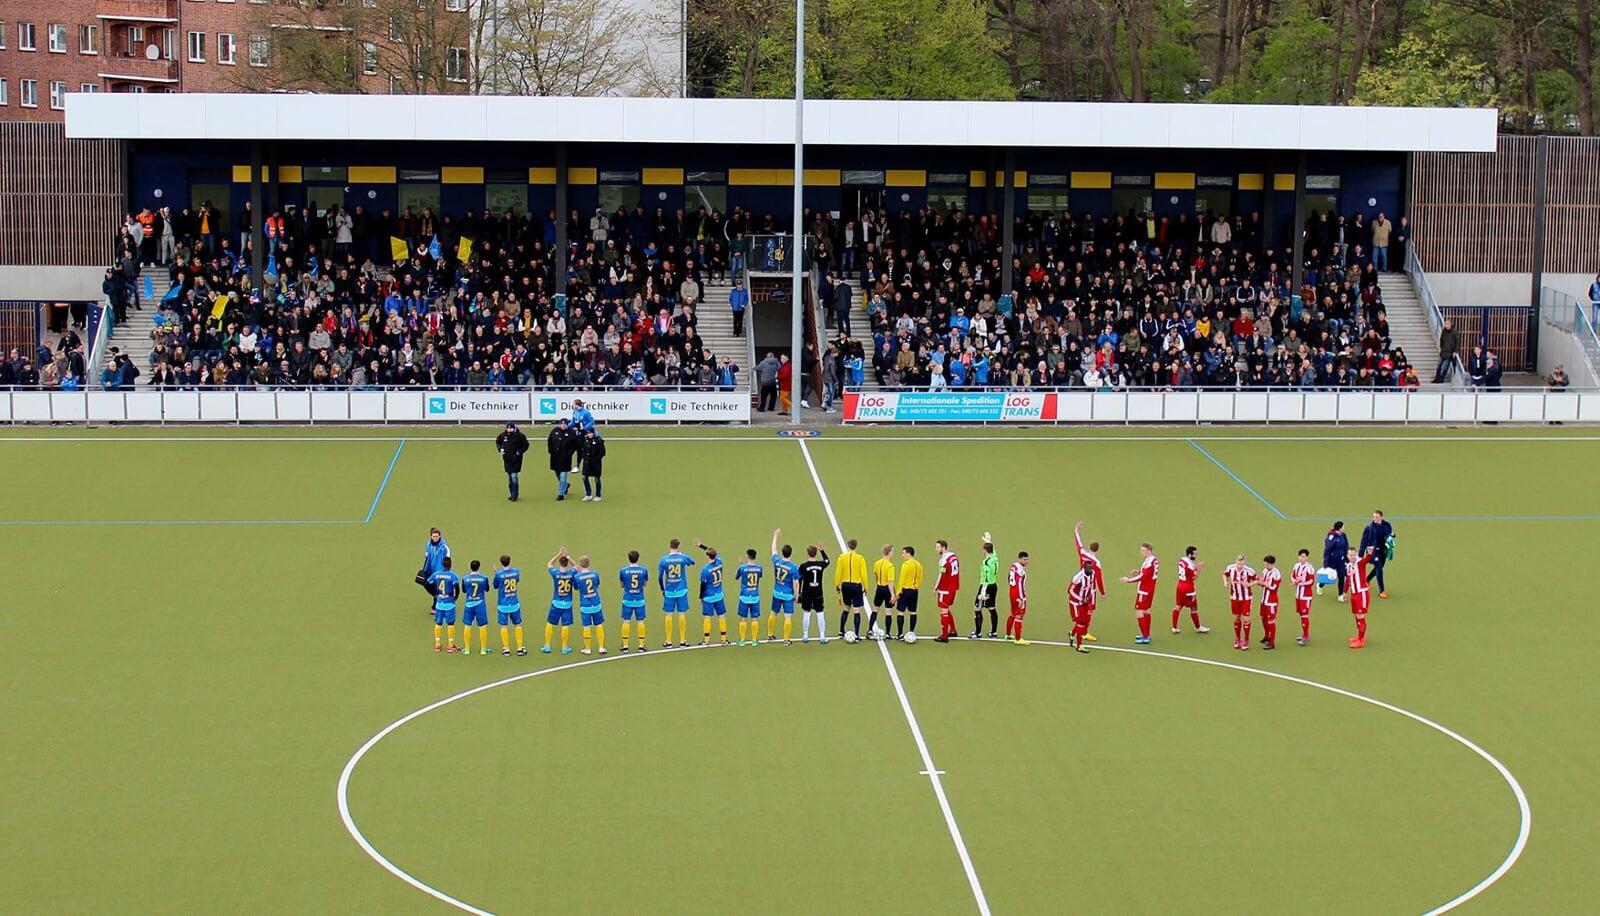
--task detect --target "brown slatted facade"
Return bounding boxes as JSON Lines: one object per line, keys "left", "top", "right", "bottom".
{"left": 1409, "top": 136, "right": 1600, "bottom": 273}
{"left": 0, "top": 121, "right": 125, "bottom": 267}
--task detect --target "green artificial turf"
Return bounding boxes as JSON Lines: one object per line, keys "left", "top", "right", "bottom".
{"left": 1, "top": 426, "right": 1593, "bottom": 913}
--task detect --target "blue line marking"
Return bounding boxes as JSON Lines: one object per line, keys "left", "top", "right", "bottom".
{"left": 1186, "top": 439, "right": 1288, "bottom": 520}
{"left": 365, "top": 439, "right": 407, "bottom": 524}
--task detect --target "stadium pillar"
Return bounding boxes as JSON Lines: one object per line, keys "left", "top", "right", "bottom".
{"left": 1289, "top": 151, "right": 1307, "bottom": 301}
{"left": 266, "top": 142, "right": 280, "bottom": 216}
{"left": 1527, "top": 134, "right": 1549, "bottom": 367}
{"left": 1000, "top": 148, "right": 1015, "bottom": 301}
{"left": 789, "top": 0, "right": 805, "bottom": 426}
{"left": 555, "top": 142, "right": 568, "bottom": 310}
{"left": 249, "top": 141, "right": 263, "bottom": 291}
{"left": 1262, "top": 153, "right": 1277, "bottom": 255}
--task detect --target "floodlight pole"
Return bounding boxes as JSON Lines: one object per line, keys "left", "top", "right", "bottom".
{"left": 789, "top": 0, "right": 805, "bottom": 426}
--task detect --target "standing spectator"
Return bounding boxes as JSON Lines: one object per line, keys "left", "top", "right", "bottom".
{"left": 496, "top": 421, "right": 530, "bottom": 502}
{"left": 777, "top": 354, "right": 793, "bottom": 413}
{"left": 1466, "top": 344, "right": 1488, "bottom": 388}
{"left": 100, "top": 359, "right": 123, "bottom": 391}
{"left": 755, "top": 351, "right": 780, "bottom": 412}
{"left": 579, "top": 428, "right": 607, "bottom": 502}
{"left": 821, "top": 343, "right": 839, "bottom": 414}
{"left": 831, "top": 276, "right": 854, "bottom": 336}
{"left": 1589, "top": 272, "right": 1600, "bottom": 329}
{"left": 1434, "top": 319, "right": 1459, "bottom": 384}
{"left": 1547, "top": 365, "right": 1570, "bottom": 390}
{"left": 1359, "top": 510, "right": 1394, "bottom": 599}
{"left": 1370, "top": 212, "right": 1392, "bottom": 272}
{"left": 1323, "top": 521, "right": 1350, "bottom": 601}
{"left": 1484, "top": 348, "right": 1502, "bottom": 391}
{"left": 158, "top": 208, "right": 177, "bottom": 265}
{"left": 729, "top": 279, "right": 749, "bottom": 338}
{"left": 547, "top": 418, "right": 579, "bottom": 501}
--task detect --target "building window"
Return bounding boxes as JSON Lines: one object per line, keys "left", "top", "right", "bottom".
{"left": 444, "top": 0, "right": 466, "bottom": 9}
{"left": 217, "top": 32, "right": 234, "bottom": 64}
{"left": 0, "top": 79, "right": 8, "bottom": 106}
{"left": 49, "top": 80, "right": 66, "bottom": 109}
{"left": 21, "top": 79, "right": 38, "bottom": 107}
{"left": 20, "top": 22, "right": 37, "bottom": 51}
{"left": 248, "top": 34, "right": 268, "bottom": 66}
{"left": 125, "top": 26, "right": 143, "bottom": 55}
{"left": 162, "top": 27, "right": 176, "bottom": 60}
{"left": 0, "top": 22, "right": 7, "bottom": 50}
{"left": 48, "top": 23, "right": 67, "bottom": 52}
{"left": 361, "top": 41, "right": 377, "bottom": 74}
{"left": 80, "top": 82, "right": 99, "bottom": 92}
{"left": 445, "top": 46, "right": 466, "bottom": 82}
{"left": 389, "top": 75, "right": 403, "bottom": 93}
{"left": 79, "top": 24, "right": 98, "bottom": 53}
{"left": 387, "top": 15, "right": 402, "bottom": 40}
{"left": 187, "top": 30, "right": 204, "bottom": 62}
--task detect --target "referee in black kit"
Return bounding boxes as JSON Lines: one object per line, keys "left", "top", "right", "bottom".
{"left": 496, "top": 422, "right": 530, "bottom": 501}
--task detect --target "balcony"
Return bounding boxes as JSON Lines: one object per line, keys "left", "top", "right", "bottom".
{"left": 99, "top": 54, "right": 180, "bottom": 84}
{"left": 96, "top": 0, "right": 179, "bottom": 23}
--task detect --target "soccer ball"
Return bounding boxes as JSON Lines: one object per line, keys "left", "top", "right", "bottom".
{"left": 844, "top": 631, "right": 859, "bottom": 644}
{"left": 904, "top": 631, "right": 918, "bottom": 644}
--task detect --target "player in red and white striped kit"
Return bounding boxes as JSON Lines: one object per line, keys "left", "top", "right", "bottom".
{"left": 1120, "top": 543, "right": 1159, "bottom": 645}
{"left": 1345, "top": 546, "right": 1375, "bottom": 648}
{"left": 1223, "top": 555, "right": 1257, "bottom": 650}
{"left": 1005, "top": 552, "right": 1030, "bottom": 645}
{"left": 1290, "top": 549, "right": 1316, "bottom": 646}
{"left": 1067, "top": 559, "right": 1099, "bottom": 653}
{"left": 1170, "top": 546, "right": 1210, "bottom": 635}
{"left": 1255, "top": 555, "right": 1283, "bottom": 650}
{"left": 934, "top": 539, "right": 961, "bottom": 643}
{"left": 1073, "top": 521, "right": 1104, "bottom": 643}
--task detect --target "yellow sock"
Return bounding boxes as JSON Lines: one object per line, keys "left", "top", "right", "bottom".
{"left": 447, "top": 624, "right": 457, "bottom": 647}
{"left": 718, "top": 617, "right": 728, "bottom": 637}
{"left": 434, "top": 624, "right": 443, "bottom": 647}
{"left": 479, "top": 626, "right": 489, "bottom": 650}
{"left": 703, "top": 617, "right": 712, "bottom": 640}
{"left": 461, "top": 626, "right": 472, "bottom": 652}
{"left": 678, "top": 614, "right": 688, "bottom": 642}
{"left": 784, "top": 616, "right": 793, "bottom": 640}
{"left": 500, "top": 626, "right": 510, "bottom": 650}
{"left": 596, "top": 624, "right": 606, "bottom": 648}
{"left": 514, "top": 625, "right": 524, "bottom": 649}
{"left": 561, "top": 626, "right": 571, "bottom": 649}
{"left": 767, "top": 613, "right": 777, "bottom": 638}
{"left": 737, "top": 620, "right": 747, "bottom": 642}
{"left": 620, "top": 621, "right": 630, "bottom": 648}
{"left": 544, "top": 622, "right": 554, "bottom": 648}
{"left": 583, "top": 626, "right": 593, "bottom": 650}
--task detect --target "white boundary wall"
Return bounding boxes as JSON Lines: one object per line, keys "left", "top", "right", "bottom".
{"left": 0, "top": 389, "right": 752, "bottom": 424}
{"left": 838, "top": 389, "right": 1599, "bottom": 425}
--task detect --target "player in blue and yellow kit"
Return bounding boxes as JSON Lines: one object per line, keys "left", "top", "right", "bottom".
{"left": 735, "top": 548, "right": 764, "bottom": 646}
{"left": 574, "top": 556, "right": 607, "bottom": 656}
{"left": 493, "top": 554, "right": 525, "bottom": 656}
{"left": 618, "top": 550, "right": 650, "bottom": 652}
{"left": 658, "top": 539, "right": 696, "bottom": 648}
{"left": 543, "top": 547, "right": 577, "bottom": 655}
{"left": 692, "top": 538, "right": 729, "bottom": 645}
{"left": 461, "top": 560, "right": 492, "bottom": 655}
{"left": 766, "top": 528, "right": 801, "bottom": 645}
{"left": 429, "top": 556, "right": 462, "bottom": 653}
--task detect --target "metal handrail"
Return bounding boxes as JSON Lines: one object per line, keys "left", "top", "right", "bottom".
{"left": 1403, "top": 246, "right": 1465, "bottom": 387}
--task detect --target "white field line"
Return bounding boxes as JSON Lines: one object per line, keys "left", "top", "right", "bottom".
{"left": 796, "top": 438, "right": 992, "bottom": 916}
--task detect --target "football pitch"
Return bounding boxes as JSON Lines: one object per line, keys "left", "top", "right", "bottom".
{"left": 3, "top": 426, "right": 1597, "bottom": 914}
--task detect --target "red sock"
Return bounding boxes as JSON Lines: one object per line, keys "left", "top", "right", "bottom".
{"left": 1357, "top": 618, "right": 1367, "bottom": 639}
{"left": 1138, "top": 614, "right": 1150, "bottom": 639}
{"left": 1266, "top": 619, "right": 1276, "bottom": 642}
{"left": 1191, "top": 610, "right": 1202, "bottom": 628}
{"left": 1301, "top": 614, "right": 1310, "bottom": 639}
{"left": 1243, "top": 619, "right": 1252, "bottom": 641}
{"left": 1233, "top": 617, "right": 1242, "bottom": 641}
{"left": 940, "top": 612, "right": 953, "bottom": 637}
{"left": 1171, "top": 608, "right": 1180, "bottom": 629}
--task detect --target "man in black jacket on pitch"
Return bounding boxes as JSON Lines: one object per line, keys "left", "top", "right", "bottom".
{"left": 579, "top": 428, "right": 607, "bottom": 502}
{"left": 496, "top": 422, "right": 530, "bottom": 501}
{"left": 547, "top": 418, "right": 579, "bottom": 501}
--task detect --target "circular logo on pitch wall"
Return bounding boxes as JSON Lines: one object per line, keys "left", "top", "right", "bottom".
{"left": 776, "top": 428, "right": 821, "bottom": 438}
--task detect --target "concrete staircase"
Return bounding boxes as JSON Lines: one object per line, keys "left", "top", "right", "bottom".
{"left": 696, "top": 281, "right": 751, "bottom": 389}
{"left": 819, "top": 289, "right": 883, "bottom": 391}
{"left": 107, "top": 273, "right": 171, "bottom": 385}
{"left": 1376, "top": 273, "right": 1444, "bottom": 385}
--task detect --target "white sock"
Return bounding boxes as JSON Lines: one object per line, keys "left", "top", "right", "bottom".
{"left": 801, "top": 611, "right": 813, "bottom": 638}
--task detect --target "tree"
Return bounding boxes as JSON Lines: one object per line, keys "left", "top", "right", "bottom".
{"left": 476, "top": 0, "right": 655, "bottom": 95}
{"left": 241, "top": 0, "right": 473, "bottom": 94}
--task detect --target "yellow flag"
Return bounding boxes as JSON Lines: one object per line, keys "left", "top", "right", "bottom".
{"left": 390, "top": 236, "right": 409, "bottom": 263}
{"left": 457, "top": 237, "right": 473, "bottom": 263}
{"left": 210, "top": 293, "right": 231, "bottom": 322}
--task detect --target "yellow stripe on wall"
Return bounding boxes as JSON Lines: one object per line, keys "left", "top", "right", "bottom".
{"left": 1237, "top": 173, "right": 1265, "bottom": 191}
{"left": 990, "top": 171, "right": 1027, "bottom": 188}
{"left": 804, "top": 169, "right": 841, "bottom": 186}
{"left": 643, "top": 167, "right": 685, "bottom": 185}
{"left": 969, "top": 170, "right": 987, "bottom": 188}
{"left": 1071, "top": 171, "right": 1112, "bottom": 189}
{"left": 528, "top": 167, "right": 557, "bottom": 185}
{"left": 442, "top": 167, "right": 484, "bottom": 185}
{"left": 729, "top": 168, "right": 779, "bottom": 185}
{"left": 1154, "top": 172, "right": 1195, "bottom": 190}
{"left": 231, "top": 165, "right": 269, "bottom": 183}
{"left": 277, "top": 166, "right": 302, "bottom": 184}
{"left": 567, "top": 168, "right": 598, "bottom": 185}
{"left": 729, "top": 168, "right": 842, "bottom": 186}
{"left": 349, "top": 166, "right": 397, "bottom": 184}
{"left": 885, "top": 170, "right": 926, "bottom": 188}
{"left": 1273, "top": 173, "right": 1296, "bottom": 191}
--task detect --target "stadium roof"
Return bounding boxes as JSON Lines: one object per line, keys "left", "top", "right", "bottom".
{"left": 64, "top": 94, "right": 1498, "bottom": 153}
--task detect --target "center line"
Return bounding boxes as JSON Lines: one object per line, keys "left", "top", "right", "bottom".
{"left": 797, "top": 438, "right": 991, "bottom": 916}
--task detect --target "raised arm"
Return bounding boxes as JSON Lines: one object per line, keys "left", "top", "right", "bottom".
{"left": 547, "top": 546, "right": 566, "bottom": 569}
{"left": 771, "top": 528, "right": 781, "bottom": 556}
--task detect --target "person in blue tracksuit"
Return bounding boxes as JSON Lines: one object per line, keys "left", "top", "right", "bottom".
{"left": 1359, "top": 510, "right": 1395, "bottom": 598}
{"left": 419, "top": 527, "right": 451, "bottom": 613}
{"left": 1323, "top": 521, "right": 1350, "bottom": 601}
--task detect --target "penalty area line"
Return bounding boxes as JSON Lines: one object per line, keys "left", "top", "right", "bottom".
{"left": 796, "top": 438, "right": 992, "bottom": 916}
